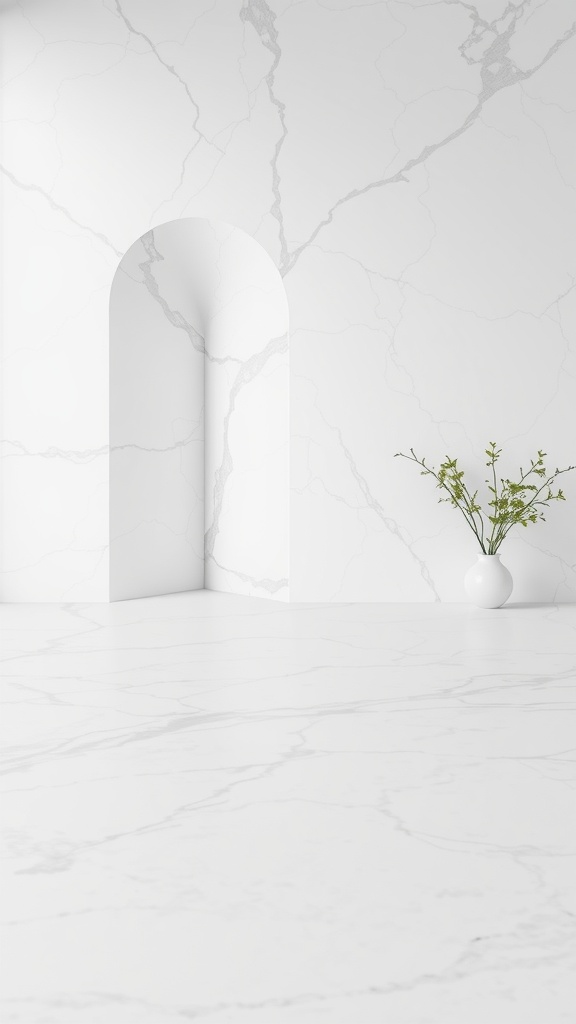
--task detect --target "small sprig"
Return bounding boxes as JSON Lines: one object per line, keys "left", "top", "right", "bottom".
{"left": 395, "top": 443, "right": 575, "bottom": 554}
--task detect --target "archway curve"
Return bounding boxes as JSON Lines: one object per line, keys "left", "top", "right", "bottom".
{"left": 109, "top": 218, "right": 290, "bottom": 601}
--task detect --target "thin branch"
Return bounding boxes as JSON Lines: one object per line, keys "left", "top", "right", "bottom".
{"left": 396, "top": 446, "right": 576, "bottom": 557}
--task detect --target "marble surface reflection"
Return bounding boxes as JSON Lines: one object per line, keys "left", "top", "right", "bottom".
{"left": 1, "top": 593, "right": 575, "bottom": 1022}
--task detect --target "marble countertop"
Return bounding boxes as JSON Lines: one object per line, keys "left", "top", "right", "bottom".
{"left": 1, "top": 594, "right": 575, "bottom": 1023}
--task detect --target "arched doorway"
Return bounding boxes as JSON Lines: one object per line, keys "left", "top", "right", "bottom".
{"left": 109, "top": 219, "right": 289, "bottom": 601}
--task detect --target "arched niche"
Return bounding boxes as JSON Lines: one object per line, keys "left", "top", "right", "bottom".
{"left": 109, "top": 219, "right": 289, "bottom": 602}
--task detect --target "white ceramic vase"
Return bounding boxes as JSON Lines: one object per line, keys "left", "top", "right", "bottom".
{"left": 464, "top": 553, "right": 513, "bottom": 609}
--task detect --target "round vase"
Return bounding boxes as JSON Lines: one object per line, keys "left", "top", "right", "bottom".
{"left": 464, "top": 553, "right": 513, "bottom": 609}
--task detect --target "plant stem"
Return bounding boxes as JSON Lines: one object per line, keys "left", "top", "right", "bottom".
{"left": 459, "top": 477, "right": 486, "bottom": 551}
{"left": 396, "top": 447, "right": 575, "bottom": 557}
{"left": 396, "top": 451, "right": 486, "bottom": 552}
{"left": 497, "top": 467, "right": 574, "bottom": 546}
{"left": 488, "top": 454, "right": 499, "bottom": 554}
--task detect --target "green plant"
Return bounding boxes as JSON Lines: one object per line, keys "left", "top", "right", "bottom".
{"left": 395, "top": 442, "right": 575, "bottom": 555}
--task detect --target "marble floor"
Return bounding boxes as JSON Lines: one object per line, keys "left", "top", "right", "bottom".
{"left": 0, "top": 594, "right": 575, "bottom": 1024}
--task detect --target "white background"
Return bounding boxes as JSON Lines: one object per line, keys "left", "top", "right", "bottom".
{"left": 1, "top": 0, "right": 574, "bottom": 601}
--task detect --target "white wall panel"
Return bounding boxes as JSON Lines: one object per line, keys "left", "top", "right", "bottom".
{"left": 1, "top": 0, "right": 574, "bottom": 602}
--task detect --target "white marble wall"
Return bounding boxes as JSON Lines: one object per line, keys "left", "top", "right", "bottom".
{"left": 201, "top": 223, "right": 290, "bottom": 601}
{"left": 1, "top": 0, "right": 575, "bottom": 602}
